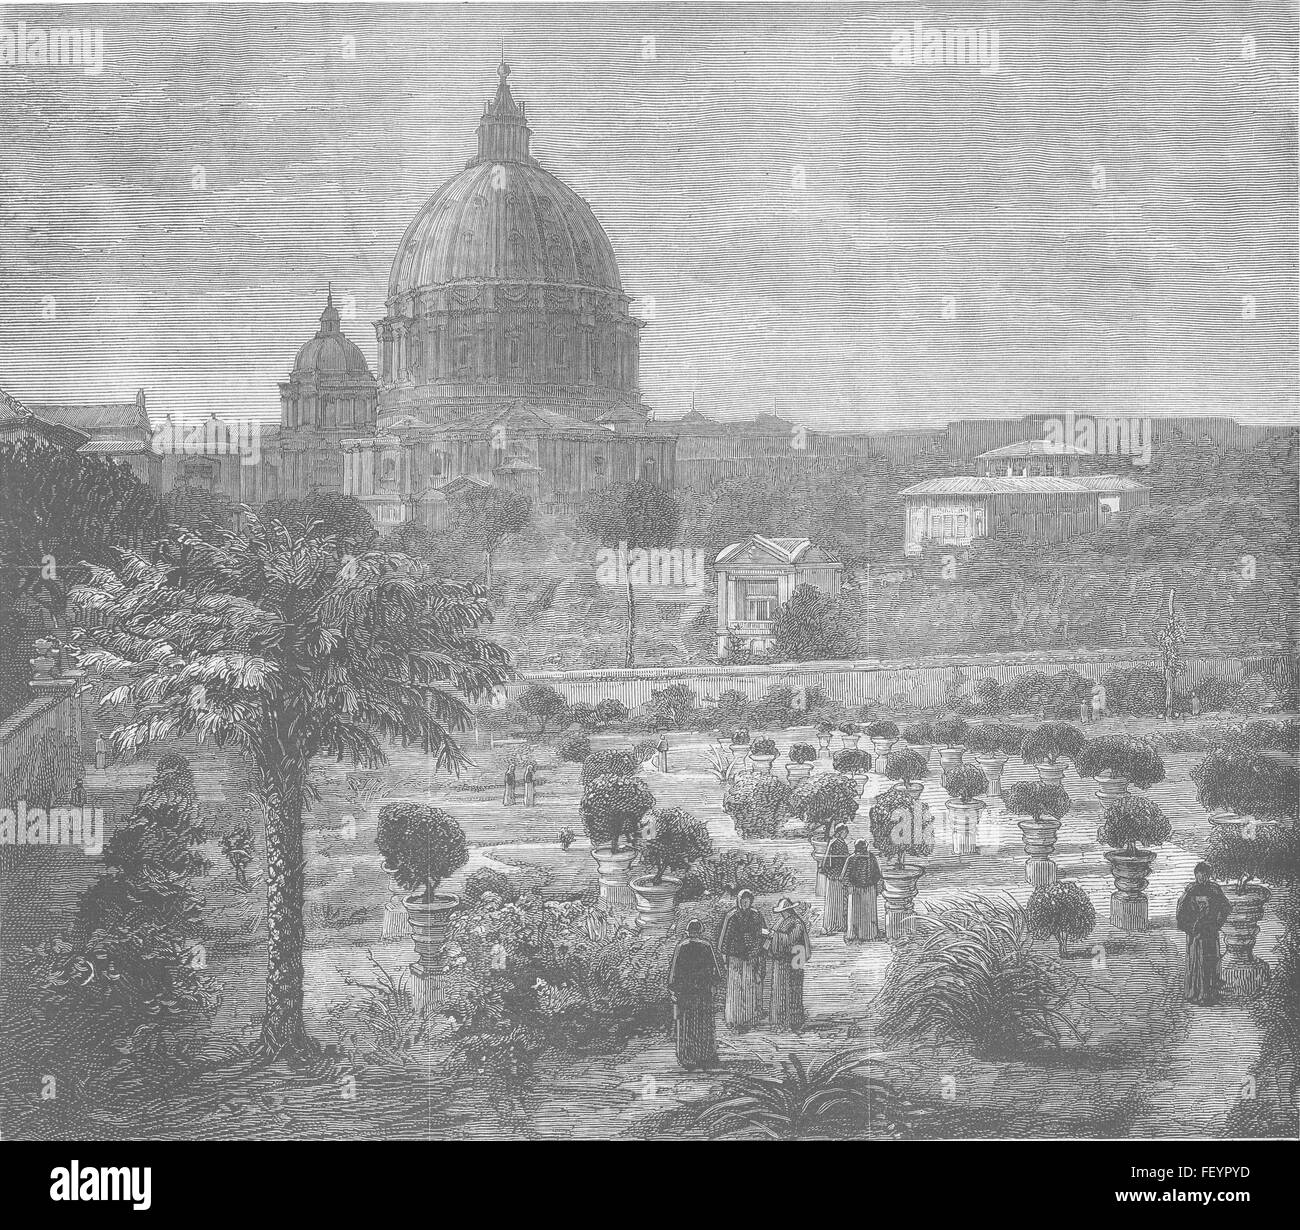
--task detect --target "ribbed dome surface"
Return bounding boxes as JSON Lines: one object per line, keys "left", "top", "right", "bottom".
{"left": 293, "top": 295, "right": 373, "bottom": 376}
{"left": 388, "top": 159, "right": 623, "bottom": 299}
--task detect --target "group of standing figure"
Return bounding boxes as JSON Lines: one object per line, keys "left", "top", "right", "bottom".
{"left": 820, "top": 824, "right": 885, "bottom": 942}
{"left": 666, "top": 891, "right": 813, "bottom": 1070}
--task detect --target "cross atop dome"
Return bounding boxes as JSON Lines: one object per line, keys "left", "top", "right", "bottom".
{"left": 474, "top": 55, "right": 534, "bottom": 165}
{"left": 317, "top": 287, "right": 341, "bottom": 336}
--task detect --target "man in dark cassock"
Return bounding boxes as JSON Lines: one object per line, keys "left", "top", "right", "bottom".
{"left": 843, "top": 841, "right": 883, "bottom": 942}
{"left": 668, "top": 918, "right": 721, "bottom": 1068}
{"left": 503, "top": 766, "right": 516, "bottom": 806}
{"left": 768, "top": 898, "right": 812, "bottom": 1031}
{"left": 717, "top": 889, "right": 768, "bottom": 1030}
{"left": 820, "top": 824, "right": 851, "bottom": 935}
{"left": 1176, "top": 862, "right": 1231, "bottom": 1005}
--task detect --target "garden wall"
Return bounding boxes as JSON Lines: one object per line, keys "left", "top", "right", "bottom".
{"left": 508, "top": 648, "right": 1293, "bottom": 712}
{"left": 0, "top": 682, "right": 85, "bottom": 801}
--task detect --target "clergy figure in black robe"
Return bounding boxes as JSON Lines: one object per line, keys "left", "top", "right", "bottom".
{"left": 668, "top": 918, "right": 722, "bottom": 1069}
{"left": 717, "top": 890, "right": 768, "bottom": 1030}
{"left": 1176, "top": 862, "right": 1231, "bottom": 1006}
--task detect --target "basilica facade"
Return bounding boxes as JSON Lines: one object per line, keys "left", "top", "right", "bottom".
{"left": 278, "top": 59, "right": 676, "bottom": 529}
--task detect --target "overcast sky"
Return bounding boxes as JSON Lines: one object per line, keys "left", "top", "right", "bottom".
{"left": 1, "top": 1, "right": 1296, "bottom": 429}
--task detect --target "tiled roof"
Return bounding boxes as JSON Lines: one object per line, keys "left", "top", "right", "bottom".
{"left": 977, "top": 438, "right": 1091, "bottom": 459}
{"left": 715, "top": 534, "right": 841, "bottom": 566}
{"left": 75, "top": 439, "right": 156, "bottom": 455}
{"left": 899, "top": 475, "right": 1148, "bottom": 496}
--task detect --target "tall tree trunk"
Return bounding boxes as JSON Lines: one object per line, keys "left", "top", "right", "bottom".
{"left": 258, "top": 761, "right": 314, "bottom": 1059}
{"left": 624, "top": 576, "right": 636, "bottom": 669}
{"left": 483, "top": 546, "right": 493, "bottom": 602}
{"left": 1165, "top": 664, "right": 1175, "bottom": 722}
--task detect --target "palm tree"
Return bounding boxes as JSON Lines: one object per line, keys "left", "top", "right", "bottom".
{"left": 71, "top": 510, "right": 511, "bottom": 1061}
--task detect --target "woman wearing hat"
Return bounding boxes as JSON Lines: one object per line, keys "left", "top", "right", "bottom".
{"left": 668, "top": 918, "right": 722, "bottom": 1069}
{"left": 768, "top": 898, "right": 812, "bottom": 1031}
{"left": 842, "top": 841, "right": 883, "bottom": 942}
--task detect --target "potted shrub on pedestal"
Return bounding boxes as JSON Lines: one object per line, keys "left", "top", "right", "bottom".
{"left": 816, "top": 721, "right": 835, "bottom": 757}
{"left": 966, "top": 722, "right": 1022, "bottom": 798}
{"left": 375, "top": 803, "right": 470, "bottom": 975}
{"left": 1098, "top": 795, "right": 1172, "bottom": 931}
{"left": 631, "top": 806, "right": 713, "bottom": 936}
{"left": 1027, "top": 880, "right": 1097, "bottom": 957}
{"left": 1020, "top": 721, "right": 1085, "bottom": 788}
{"left": 832, "top": 747, "right": 873, "bottom": 794}
{"left": 729, "top": 728, "right": 751, "bottom": 756}
{"left": 934, "top": 715, "right": 968, "bottom": 772}
{"left": 867, "top": 719, "right": 900, "bottom": 758}
{"left": 787, "top": 743, "right": 817, "bottom": 781}
{"left": 1193, "top": 748, "right": 1299, "bottom": 998}
{"left": 581, "top": 772, "right": 654, "bottom": 915}
{"left": 902, "top": 721, "right": 934, "bottom": 768}
{"left": 942, "top": 763, "right": 990, "bottom": 856}
{"left": 884, "top": 747, "right": 928, "bottom": 796}
{"left": 838, "top": 721, "right": 862, "bottom": 749}
{"left": 723, "top": 772, "right": 793, "bottom": 840}
{"left": 749, "top": 737, "right": 780, "bottom": 774}
{"left": 1074, "top": 734, "right": 1165, "bottom": 803}
{"left": 789, "top": 772, "right": 861, "bottom": 894}
{"left": 1006, "top": 780, "right": 1072, "bottom": 887}
{"left": 869, "top": 783, "right": 934, "bottom": 941}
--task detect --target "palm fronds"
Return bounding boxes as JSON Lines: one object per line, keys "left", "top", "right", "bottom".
{"left": 688, "top": 1048, "right": 917, "bottom": 1140}
{"left": 875, "top": 893, "right": 1082, "bottom": 1055}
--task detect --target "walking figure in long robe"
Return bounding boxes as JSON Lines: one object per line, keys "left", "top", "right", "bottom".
{"left": 503, "top": 766, "right": 516, "bottom": 806}
{"left": 843, "top": 841, "right": 882, "bottom": 942}
{"left": 768, "top": 898, "right": 812, "bottom": 1031}
{"left": 717, "top": 890, "right": 767, "bottom": 1031}
{"left": 820, "top": 824, "right": 850, "bottom": 935}
{"left": 1176, "top": 862, "right": 1231, "bottom": 1005}
{"left": 668, "top": 918, "right": 721, "bottom": 1069}
{"left": 523, "top": 764, "right": 536, "bottom": 807}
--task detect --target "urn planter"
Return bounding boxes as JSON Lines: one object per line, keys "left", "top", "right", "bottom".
{"left": 870, "top": 737, "right": 897, "bottom": 758}
{"left": 841, "top": 734, "right": 862, "bottom": 750}
{"left": 631, "top": 876, "right": 681, "bottom": 937}
{"left": 946, "top": 798, "right": 985, "bottom": 856}
{"left": 908, "top": 743, "right": 933, "bottom": 768}
{"left": 1221, "top": 884, "right": 1271, "bottom": 1000}
{"left": 1016, "top": 818, "right": 1062, "bottom": 887}
{"left": 786, "top": 762, "right": 813, "bottom": 782}
{"left": 406, "top": 893, "right": 460, "bottom": 967}
{"left": 976, "top": 754, "right": 1008, "bottom": 799}
{"left": 937, "top": 746, "right": 965, "bottom": 773}
{"left": 816, "top": 735, "right": 833, "bottom": 757}
{"left": 880, "top": 864, "right": 926, "bottom": 942}
{"left": 1104, "top": 848, "right": 1157, "bottom": 931}
{"left": 1035, "top": 762, "right": 1066, "bottom": 788}
{"left": 750, "top": 754, "right": 777, "bottom": 775}
{"left": 591, "top": 846, "right": 639, "bottom": 916}
{"left": 1093, "top": 774, "right": 1130, "bottom": 805}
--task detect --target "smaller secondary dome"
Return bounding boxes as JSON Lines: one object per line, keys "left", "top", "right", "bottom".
{"left": 292, "top": 292, "right": 373, "bottom": 377}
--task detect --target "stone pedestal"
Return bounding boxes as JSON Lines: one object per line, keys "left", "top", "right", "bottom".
{"left": 591, "top": 846, "right": 638, "bottom": 916}
{"left": 1017, "top": 818, "right": 1062, "bottom": 887}
{"left": 947, "top": 799, "right": 984, "bottom": 856}
{"left": 881, "top": 864, "right": 925, "bottom": 943}
{"left": 406, "top": 893, "right": 459, "bottom": 1013}
{"left": 1221, "top": 884, "right": 1271, "bottom": 1000}
{"left": 1105, "top": 849, "right": 1155, "bottom": 931}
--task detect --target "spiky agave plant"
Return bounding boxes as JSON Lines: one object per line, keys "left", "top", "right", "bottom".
{"left": 687, "top": 1049, "right": 920, "bottom": 1140}
{"left": 874, "top": 893, "right": 1082, "bottom": 1056}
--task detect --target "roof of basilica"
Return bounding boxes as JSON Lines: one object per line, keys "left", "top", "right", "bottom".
{"left": 387, "top": 61, "right": 624, "bottom": 300}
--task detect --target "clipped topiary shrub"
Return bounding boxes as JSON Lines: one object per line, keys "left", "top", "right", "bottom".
{"left": 789, "top": 771, "right": 861, "bottom": 841}
{"left": 558, "top": 731, "right": 591, "bottom": 763}
{"left": 723, "top": 771, "right": 794, "bottom": 839}
{"left": 375, "top": 803, "right": 470, "bottom": 902}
